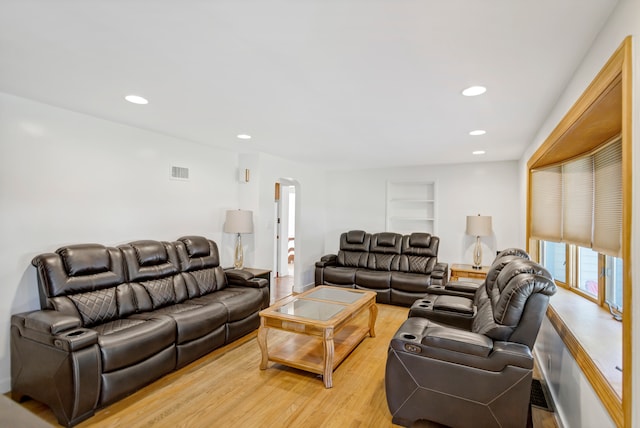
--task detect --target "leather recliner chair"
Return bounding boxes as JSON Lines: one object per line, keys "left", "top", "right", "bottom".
{"left": 385, "top": 259, "right": 557, "bottom": 428}
{"left": 425, "top": 248, "right": 530, "bottom": 299}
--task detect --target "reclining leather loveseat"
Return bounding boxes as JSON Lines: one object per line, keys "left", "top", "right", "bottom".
{"left": 315, "top": 230, "right": 448, "bottom": 306}
{"left": 11, "top": 236, "right": 269, "bottom": 427}
{"left": 385, "top": 258, "right": 557, "bottom": 427}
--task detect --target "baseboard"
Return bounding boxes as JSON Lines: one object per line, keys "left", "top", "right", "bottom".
{"left": 292, "top": 282, "right": 314, "bottom": 294}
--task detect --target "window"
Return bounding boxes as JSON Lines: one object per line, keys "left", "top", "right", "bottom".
{"left": 540, "top": 241, "right": 566, "bottom": 283}
{"left": 605, "top": 255, "right": 624, "bottom": 309}
{"left": 539, "top": 240, "right": 623, "bottom": 312}
{"left": 577, "top": 247, "right": 599, "bottom": 297}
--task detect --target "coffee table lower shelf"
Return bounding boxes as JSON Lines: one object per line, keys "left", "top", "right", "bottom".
{"left": 263, "top": 322, "right": 371, "bottom": 378}
{"left": 257, "top": 286, "right": 378, "bottom": 388}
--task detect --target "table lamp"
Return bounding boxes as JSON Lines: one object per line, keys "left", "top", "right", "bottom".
{"left": 466, "top": 214, "right": 492, "bottom": 269}
{"left": 224, "top": 209, "right": 254, "bottom": 269}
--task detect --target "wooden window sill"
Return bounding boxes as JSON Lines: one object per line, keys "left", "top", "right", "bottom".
{"left": 546, "top": 287, "right": 622, "bottom": 423}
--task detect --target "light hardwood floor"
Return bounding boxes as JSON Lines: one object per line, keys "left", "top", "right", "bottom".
{"left": 15, "top": 301, "right": 558, "bottom": 427}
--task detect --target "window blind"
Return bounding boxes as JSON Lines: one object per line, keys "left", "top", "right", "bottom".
{"left": 529, "top": 137, "right": 622, "bottom": 256}
{"left": 593, "top": 140, "right": 622, "bottom": 257}
{"left": 530, "top": 166, "right": 562, "bottom": 241}
{"left": 562, "top": 157, "right": 593, "bottom": 247}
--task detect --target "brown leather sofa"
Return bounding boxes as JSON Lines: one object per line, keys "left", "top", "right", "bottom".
{"left": 10, "top": 235, "right": 269, "bottom": 427}
{"left": 385, "top": 259, "right": 557, "bottom": 427}
{"left": 315, "top": 230, "right": 448, "bottom": 306}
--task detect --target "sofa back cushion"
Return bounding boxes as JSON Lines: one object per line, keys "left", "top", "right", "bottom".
{"left": 473, "top": 260, "right": 556, "bottom": 341}
{"left": 119, "top": 240, "right": 184, "bottom": 310}
{"left": 31, "top": 244, "right": 134, "bottom": 325}
{"left": 398, "top": 233, "right": 439, "bottom": 274}
{"left": 492, "top": 260, "right": 554, "bottom": 326}
{"left": 175, "top": 236, "right": 228, "bottom": 297}
{"left": 337, "top": 230, "right": 371, "bottom": 268}
{"left": 33, "top": 244, "right": 125, "bottom": 300}
{"left": 368, "top": 232, "right": 402, "bottom": 271}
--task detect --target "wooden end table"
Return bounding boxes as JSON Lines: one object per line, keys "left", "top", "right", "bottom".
{"left": 450, "top": 263, "right": 489, "bottom": 281}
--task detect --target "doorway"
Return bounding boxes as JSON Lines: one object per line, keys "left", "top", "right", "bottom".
{"left": 273, "top": 179, "right": 299, "bottom": 301}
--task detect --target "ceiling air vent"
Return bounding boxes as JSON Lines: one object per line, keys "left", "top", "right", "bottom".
{"left": 171, "top": 166, "right": 189, "bottom": 180}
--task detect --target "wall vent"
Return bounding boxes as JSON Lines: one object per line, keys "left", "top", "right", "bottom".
{"left": 171, "top": 166, "right": 189, "bottom": 180}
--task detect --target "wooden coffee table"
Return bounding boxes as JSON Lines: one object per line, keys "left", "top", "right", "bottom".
{"left": 257, "top": 285, "right": 378, "bottom": 388}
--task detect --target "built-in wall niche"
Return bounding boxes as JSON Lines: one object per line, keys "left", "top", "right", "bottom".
{"left": 385, "top": 181, "right": 437, "bottom": 235}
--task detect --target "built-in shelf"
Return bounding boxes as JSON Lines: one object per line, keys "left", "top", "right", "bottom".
{"left": 386, "top": 181, "right": 437, "bottom": 235}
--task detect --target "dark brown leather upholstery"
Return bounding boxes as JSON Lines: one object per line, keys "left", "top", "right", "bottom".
{"left": 11, "top": 236, "right": 268, "bottom": 427}
{"left": 385, "top": 259, "right": 557, "bottom": 427}
{"left": 426, "top": 247, "right": 530, "bottom": 298}
{"left": 315, "top": 230, "right": 448, "bottom": 306}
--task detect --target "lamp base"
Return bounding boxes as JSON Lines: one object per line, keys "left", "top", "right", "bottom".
{"left": 472, "top": 236, "right": 482, "bottom": 270}
{"left": 471, "top": 265, "right": 483, "bottom": 270}
{"left": 234, "top": 233, "right": 244, "bottom": 270}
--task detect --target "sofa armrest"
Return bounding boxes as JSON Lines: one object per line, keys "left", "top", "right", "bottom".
{"left": 408, "top": 295, "right": 475, "bottom": 330}
{"left": 431, "top": 262, "right": 449, "bottom": 285}
{"left": 316, "top": 254, "right": 337, "bottom": 268}
{"left": 391, "top": 317, "right": 533, "bottom": 371}
{"left": 226, "top": 269, "right": 269, "bottom": 288}
{"left": 12, "top": 310, "right": 97, "bottom": 352}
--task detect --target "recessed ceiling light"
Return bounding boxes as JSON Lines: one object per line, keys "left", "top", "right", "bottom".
{"left": 473, "top": 150, "right": 486, "bottom": 155}
{"left": 469, "top": 130, "right": 486, "bottom": 136}
{"left": 462, "top": 86, "right": 487, "bottom": 97}
{"left": 237, "top": 134, "right": 252, "bottom": 140}
{"left": 125, "top": 95, "right": 148, "bottom": 105}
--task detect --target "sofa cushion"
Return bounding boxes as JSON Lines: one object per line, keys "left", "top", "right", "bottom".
{"left": 344, "top": 230, "right": 367, "bottom": 246}
{"left": 401, "top": 233, "right": 438, "bottom": 256}
{"left": 182, "top": 267, "right": 228, "bottom": 297}
{"left": 398, "top": 255, "right": 436, "bottom": 275}
{"left": 323, "top": 266, "right": 357, "bottom": 285}
{"left": 120, "top": 241, "right": 180, "bottom": 282}
{"left": 390, "top": 272, "right": 430, "bottom": 293}
{"left": 69, "top": 288, "right": 118, "bottom": 327}
{"left": 32, "top": 245, "right": 125, "bottom": 305}
{"left": 131, "top": 302, "right": 227, "bottom": 345}
{"left": 370, "top": 232, "right": 403, "bottom": 253}
{"left": 175, "top": 236, "right": 223, "bottom": 274}
{"left": 59, "top": 245, "right": 110, "bottom": 276}
{"left": 355, "top": 270, "right": 391, "bottom": 290}
{"left": 189, "top": 287, "right": 264, "bottom": 322}
{"left": 94, "top": 316, "right": 176, "bottom": 372}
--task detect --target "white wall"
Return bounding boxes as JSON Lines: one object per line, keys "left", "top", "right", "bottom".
{"left": 519, "top": 0, "right": 640, "bottom": 425}
{"left": 238, "top": 153, "right": 327, "bottom": 291}
{"left": 323, "top": 161, "right": 521, "bottom": 268}
{"left": 0, "top": 92, "right": 243, "bottom": 392}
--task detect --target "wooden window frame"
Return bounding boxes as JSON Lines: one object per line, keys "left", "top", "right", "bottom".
{"left": 526, "top": 37, "right": 632, "bottom": 427}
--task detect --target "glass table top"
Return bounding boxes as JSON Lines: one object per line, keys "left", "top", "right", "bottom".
{"left": 305, "top": 287, "right": 364, "bottom": 304}
{"left": 275, "top": 299, "right": 345, "bottom": 321}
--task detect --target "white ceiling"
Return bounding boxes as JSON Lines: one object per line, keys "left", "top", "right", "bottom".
{"left": 0, "top": 0, "right": 618, "bottom": 169}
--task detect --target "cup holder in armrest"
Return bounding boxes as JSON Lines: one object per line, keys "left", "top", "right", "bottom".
{"left": 54, "top": 328, "right": 98, "bottom": 352}
{"left": 402, "top": 334, "right": 417, "bottom": 340}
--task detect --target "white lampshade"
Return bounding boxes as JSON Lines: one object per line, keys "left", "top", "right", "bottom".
{"left": 466, "top": 215, "right": 492, "bottom": 237}
{"left": 224, "top": 210, "right": 254, "bottom": 234}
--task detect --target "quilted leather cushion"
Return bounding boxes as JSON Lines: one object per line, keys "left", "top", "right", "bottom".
{"left": 189, "top": 287, "right": 263, "bottom": 322}
{"left": 141, "top": 276, "right": 177, "bottom": 308}
{"left": 323, "top": 266, "right": 357, "bottom": 285}
{"left": 355, "top": 270, "right": 391, "bottom": 290}
{"left": 391, "top": 272, "right": 431, "bottom": 293}
{"left": 94, "top": 316, "right": 175, "bottom": 372}
{"left": 69, "top": 288, "right": 117, "bottom": 326}
{"left": 131, "top": 302, "right": 227, "bottom": 345}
